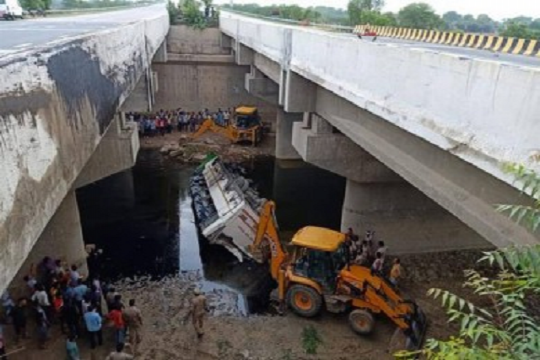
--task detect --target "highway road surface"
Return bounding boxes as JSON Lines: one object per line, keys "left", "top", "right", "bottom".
{"left": 0, "top": 5, "right": 166, "bottom": 57}
{"left": 369, "top": 36, "right": 540, "bottom": 68}
{"left": 1, "top": 6, "right": 538, "bottom": 69}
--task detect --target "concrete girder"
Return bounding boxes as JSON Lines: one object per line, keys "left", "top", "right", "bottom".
{"left": 276, "top": 108, "right": 302, "bottom": 160}
{"left": 245, "top": 66, "right": 279, "bottom": 105}
{"left": 292, "top": 113, "right": 400, "bottom": 183}
{"left": 283, "top": 70, "right": 316, "bottom": 113}
{"left": 315, "top": 87, "right": 539, "bottom": 248}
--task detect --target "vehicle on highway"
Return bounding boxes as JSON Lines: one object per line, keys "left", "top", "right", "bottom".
{"left": 0, "top": 0, "right": 24, "bottom": 19}
{"left": 357, "top": 29, "right": 378, "bottom": 42}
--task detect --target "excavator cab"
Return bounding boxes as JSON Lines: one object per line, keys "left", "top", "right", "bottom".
{"left": 232, "top": 106, "right": 263, "bottom": 145}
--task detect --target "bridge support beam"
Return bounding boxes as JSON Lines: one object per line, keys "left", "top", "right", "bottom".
{"left": 276, "top": 109, "right": 302, "bottom": 160}
{"left": 284, "top": 70, "right": 316, "bottom": 113}
{"left": 245, "top": 66, "right": 279, "bottom": 105}
{"left": 293, "top": 110, "right": 491, "bottom": 254}
{"left": 74, "top": 115, "right": 140, "bottom": 188}
{"left": 340, "top": 179, "right": 491, "bottom": 254}
{"left": 293, "top": 113, "right": 399, "bottom": 183}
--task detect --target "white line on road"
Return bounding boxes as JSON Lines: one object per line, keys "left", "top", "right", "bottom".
{"left": 13, "top": 43, "right": 33, "bottom": 48}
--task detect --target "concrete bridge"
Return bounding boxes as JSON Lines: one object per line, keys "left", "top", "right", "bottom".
{"left": 220, "top": 12, "right": 540, "bottom": 252}
{"left": 2, "top": 7, "right": 539, "bottom": 295}
{"left": 0, "top": 6, "right": 168, "bottom": 293}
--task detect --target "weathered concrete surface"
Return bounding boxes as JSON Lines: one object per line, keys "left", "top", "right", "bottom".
{"left": 220, "top": 12, "right": 540, "bottom": 190}
{"left": 0, "top": 9, "right": 168, "bottom": 293}
{"left": 74, "top": 116, "right": 140, "bottom": 188}
{"left": 153, "top": 25, "right": 277, "bottom": 124}
{"left": 341, "top": 179, "right": 491, "bottom": 253}
{"left": 293, "top": 113, "right": 400, "bottom": 183}
{"left": 315, "top": 87, "right": 539, "bottom": 248}
{"left": 222, "top": 12, "right": 540, "bottom": 248}
{"left": 168, "top": 25, "right": 231, "bottom": 55}
{"left": 276, "top": 109, "right": 301, "bottom": 160}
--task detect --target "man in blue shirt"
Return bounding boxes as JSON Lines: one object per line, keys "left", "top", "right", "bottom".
{"left": 83, "top": 306, "right": 102, "bottom": 349}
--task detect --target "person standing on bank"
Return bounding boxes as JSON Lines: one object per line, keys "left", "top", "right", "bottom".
{"left": 187, "top": 288, "right": 208, "bottom": 338}
{"left": 83, "top": 306, "right": 103, "bottom": 349}
{"left": 123, "top": 299, "right": 143, "bottom": 349}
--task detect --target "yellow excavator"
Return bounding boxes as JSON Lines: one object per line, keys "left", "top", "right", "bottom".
{"left": 191, "top": 106, "right": 263, "bottom": 146}
{"left": 248, "top": 201, "right": 427, "bottom": 350}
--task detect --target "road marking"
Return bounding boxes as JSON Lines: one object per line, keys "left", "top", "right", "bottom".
{"left": 13, "top": 43, "right": 32, "bottom": 48}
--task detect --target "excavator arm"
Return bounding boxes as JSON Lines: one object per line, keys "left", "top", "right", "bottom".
{"left": 192, "top": 118, "right": 237, "bottom": 141}
{"left": 249, "top": 200, "right": 288, "bottom": 280}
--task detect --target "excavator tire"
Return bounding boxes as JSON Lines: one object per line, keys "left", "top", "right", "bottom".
{"left": 348, "top": 309, "right": 375, "bottom": 335}
{"left": 286, "top": 285, "right": 322, "bottom": 318}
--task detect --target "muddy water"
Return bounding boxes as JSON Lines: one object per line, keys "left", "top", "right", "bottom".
{"left": 76, "top": 149, "right": 345, "bottom": 314}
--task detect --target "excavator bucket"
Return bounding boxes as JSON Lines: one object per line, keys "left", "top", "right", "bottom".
{"left": 389, "top": 302, "right": 427, "bottom": 352}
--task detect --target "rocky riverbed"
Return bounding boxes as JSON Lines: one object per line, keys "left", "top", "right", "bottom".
{"left": 142, "top": 131, "right": 275, "bottom": 164}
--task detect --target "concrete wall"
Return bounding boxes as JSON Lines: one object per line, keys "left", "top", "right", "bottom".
{"left": 0, "top": 9, "right": 168, "bottom": 294}
{"left": 168, "top": 25, "right": 231, "bottom": 55}
{"left": 154, "top": 25, "right": 277, "bottom": 123}
{"left": 220, "top": 12, "right": 540, "bottom": 191}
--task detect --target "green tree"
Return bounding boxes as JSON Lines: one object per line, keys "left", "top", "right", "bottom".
{"left": 167, "top": 0, "right": 180, "bottom": 25}
{"left": 180, "top": 0, "right": 206, "bottom": 28}
{"left": 347, "top": 0, "right": 385, "bottom": 25}
{"left": 398, "top": 165, "right": 540, "bottom": 359}
{"left": 21, "top": 0, "right": 45, "bottom": 9}
{"left": 442, "top": 10, "right": 462, "bottom": 28}
{"left": 501, "top": 22, "right": 535, "bottom": 39}
{"left": 397, "top": 2, "right": 442, "bottom": 29}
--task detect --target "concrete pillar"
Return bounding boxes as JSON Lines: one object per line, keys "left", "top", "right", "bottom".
{"left": 341, "top": 179, "right": 491, "bottom": 254}
{"left": 245, "top": 66, "right": 279, "bottom": 104}
{"left": 9, "top": 191, "right": 88, "bottom": 296}
{"left": 276, "top": 109, "right": 302, "bottom": 160}
{"left": 284, "top": 70, "right": 316, "bottom": 113}
{"left": 220, "top": 33, "right": 232, "bottom": 50}
{"left": 236, "top": 44, "right": 254, "bottom": 65}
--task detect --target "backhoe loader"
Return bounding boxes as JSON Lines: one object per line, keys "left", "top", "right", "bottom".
{"left": 190, "top": 155, "right": 426, "bottom": 349}
{"left": 191, "top": 106, "right": 263, "bottom": 146}
{"left": 248, "top": 201, "right": 427, "bottom": 350}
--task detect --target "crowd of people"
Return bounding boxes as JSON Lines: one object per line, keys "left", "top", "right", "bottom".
{"left": 345, "top": 229, "right": 401, "bottom": 287}
{"left": 0, "top": 254, "right": 142, "bottom": 359}
{"left": 127, "top": 108, "right": 235, "bottom": 138}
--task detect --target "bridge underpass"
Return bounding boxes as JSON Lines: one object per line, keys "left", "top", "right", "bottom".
{"left": 221, "top": 11, "right": 540, "bottom": 253}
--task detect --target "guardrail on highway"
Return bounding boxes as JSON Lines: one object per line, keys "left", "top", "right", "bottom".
{"left": 42, "top": 3, "right": 154, "bottom": 16}
{"left": 221, "top": 9, "right": 354, "bottom": 34}
{"left": 354, "top": 25, "right": 540, "bottom": 57}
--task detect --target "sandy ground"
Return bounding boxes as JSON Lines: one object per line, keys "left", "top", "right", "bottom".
{"left": 4, "top": 269, "right": 468, "bottom": 360}
{"left": 140, "top": 130, "right": 276, "bottom": 164}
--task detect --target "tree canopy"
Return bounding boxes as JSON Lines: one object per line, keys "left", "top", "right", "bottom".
{"left": 397, "top": 3, "right": 442, "bottom": 29}
{"left": 222, "top": 1, "right": 540, "bottom": 39}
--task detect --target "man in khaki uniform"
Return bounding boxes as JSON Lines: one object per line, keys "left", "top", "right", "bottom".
{"left": 123, "top": 299, "right": 143, "bottom": 348}
{"left": 188, "top": 288, "right": 208, "bottom": 338}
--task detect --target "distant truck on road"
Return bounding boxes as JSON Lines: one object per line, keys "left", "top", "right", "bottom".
{"left": 0, "top": 0, "right": 24, "bottom": 19}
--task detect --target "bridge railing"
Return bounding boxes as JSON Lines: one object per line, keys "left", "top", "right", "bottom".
{"left": 354, "top": 25, "right": 540, "bottom": 57}
{"left": 220, "top": 8, "right": 354, "bottom": 34}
